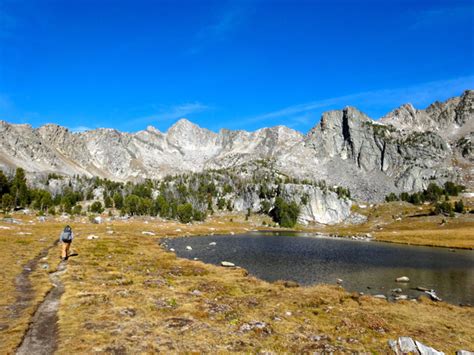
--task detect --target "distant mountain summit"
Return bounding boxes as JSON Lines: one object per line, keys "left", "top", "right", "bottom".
{"left": 0, "top": 90, "right": 472, "bottom": 201}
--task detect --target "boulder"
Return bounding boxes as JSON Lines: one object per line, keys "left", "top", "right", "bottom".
{"left": 425, "top": 290, "right": 442, "bottom": 302}
{"left": 395, "top": 295, "right": 408, "bottom": 301}
{"left": 396, "top": 276, "right": 410, "bottom": 283}
{"left": 389, "top": 337, "right": 445, "bottom": 355}
{"left": 221, "top": 261, "right": 235, "bottom": 267}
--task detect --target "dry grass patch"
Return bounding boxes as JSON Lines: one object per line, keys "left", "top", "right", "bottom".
{"left": 56, "top": 218, "right": 473, "bottom": 352}
{"left": 0, "top": 215, "right": 63, "bottom": 353}
{"left": 302, "top": 202, "right": 474, "bottom": 249}
{"left": 0, "top": 211, "right": 473, "bottom": 353}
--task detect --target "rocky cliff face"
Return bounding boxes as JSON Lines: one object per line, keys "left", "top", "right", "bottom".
{"left": 280, "top": 184, "right": 351, "bottom": 225}
{"left": 0, "top": 90, "right": 472, "bottom": 202}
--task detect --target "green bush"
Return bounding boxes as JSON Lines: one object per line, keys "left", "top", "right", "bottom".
{"left": 385, "top": 181, "right": 465, "bottom": 206}
{"left": 432, "top": 201, "right": 454, "bottom": 217}
{"left": 72, "top": 205, "right": 82, "bottom": 215}
{"left": 123, "top": 195, "right": 140, "bottom": 215}
{"left": 454, "top": 200, "right": 464, "bottom": 213}
{"left": 113, "top": 192, "right": 123, "bottom": 209}
{"left": 104, "top": 195, "right": 113, "bottom": 208}
{"left": 192, "top": 209, "right": 206, "bottom": 222}
{"left": 444, "top": 182, "right": 464, "bottom": 196}
{"left": 217, "top": 198, "right": 226, "bottom": 210}
{"left": 2, "top": 193, "right": 13, "bottom": 213}
{"left": 90, "top": 201, "right": 104, "bottom": 214}
{"left": 177, "top": 203, "right": 193, "bottom": 223}
{"left": 385, "top": 193, "right": 399, "bottom": 202}
{"left": 271, "top": 197, "right": 300, "bottom": 228}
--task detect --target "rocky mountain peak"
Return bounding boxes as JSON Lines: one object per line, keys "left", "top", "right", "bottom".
{"left": 145, "top": 125, "right": 162, "bottom": 135}
{"left": 168, "top": 118, "right": 201, "bottom": 133}
{"left": 381, "top": 89, "right": 473, "bottom": 135}
{"left": 0, "top": 91, "right": 471, "bottom": 201}
{"left": 343, "top": 106, "right": 372, "bottom": 121}
{"left": 37, "top": 123, "right": 70, "bottom": 137}
{"left": 455, "top": 89, "right": 474, "bottom": 125}
{"left": 167, "top": 118, "right": 218, "bottom": 147}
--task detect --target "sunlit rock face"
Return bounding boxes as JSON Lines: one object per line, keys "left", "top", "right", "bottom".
{"left": 0, "top": 91, "right": 472, "bottom": 201}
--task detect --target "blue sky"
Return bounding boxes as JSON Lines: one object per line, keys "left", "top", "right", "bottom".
{"left": 0, "top": 0, "right": 473, "bottom": 133}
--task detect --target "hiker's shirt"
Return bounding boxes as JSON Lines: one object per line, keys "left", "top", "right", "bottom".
{"left": 59, "top": 232, "right": 74, "bottom": 242}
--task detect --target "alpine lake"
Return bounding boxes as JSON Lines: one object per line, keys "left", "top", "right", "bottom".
{"left": 163, "top": 232, "right": 474, "bottom": 305}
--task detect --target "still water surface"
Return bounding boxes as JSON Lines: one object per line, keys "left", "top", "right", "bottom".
{"left": 164, "top": 232, "right": 474, "bottom": 305}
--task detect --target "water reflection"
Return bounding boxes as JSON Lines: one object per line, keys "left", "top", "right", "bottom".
{"left": 164, "top": 232, "right": 474, "bottom": 305}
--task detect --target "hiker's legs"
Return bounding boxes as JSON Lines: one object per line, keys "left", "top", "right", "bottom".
{"left": 61, "top": 242, "right": 71, "bottom": 259}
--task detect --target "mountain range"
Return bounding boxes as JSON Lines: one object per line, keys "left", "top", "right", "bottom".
{"left": 0, "top": 90, "right": 472, "bottom": 201}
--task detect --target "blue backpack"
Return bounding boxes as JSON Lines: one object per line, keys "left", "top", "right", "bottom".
{"left": 60, "top": 227, "right": 73, "bottom": 242}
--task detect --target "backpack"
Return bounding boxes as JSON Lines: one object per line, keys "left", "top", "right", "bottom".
{"left": 60, "top": 228, "right": 72, "bottom": 242}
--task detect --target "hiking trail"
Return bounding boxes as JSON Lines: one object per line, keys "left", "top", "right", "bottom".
{"left": 16, "top": 256, "right": 67, "bottom": 355}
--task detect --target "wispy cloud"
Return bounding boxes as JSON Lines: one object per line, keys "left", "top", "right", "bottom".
{"left": 188, "top": 3, "right": 251, "bottom": 54}
{"left": 228, "top": 75, "right": 474, "bottom": 130}
{"left": 129, "top": 102, "right": 210, "bottom": 127}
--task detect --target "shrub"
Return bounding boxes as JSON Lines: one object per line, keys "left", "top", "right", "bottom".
{"left": 113, "top": 192, "right": 123, "bottom": 209}
{"left": 433, "top": 201, "right": 454, "bottom": 217}
{"left": 177, "top": 203, "right": 193, "bottom": 223}
{"left": 192, "top": 209, "right": 206, "bottom": 222}
{"left": 301, "top": 193, "right": 309, "bottom": 205}
{"left": 123, "top": 195, "right": 140, "bottom": 215}
{"left": 261, "top": 200, "right": 271, "bottom": 214}
{"left": 454, "top": 200, "right": 464, "bottom": 213}
{"left": 385, "top": 193, "right": 399, "bottom": 202}
{"left": 271, "top": 197, "right": 299, "bottom": 228}
{"left": 72, "top": 205, "right": 82, "bottom": 215}
{"left": 444, "top": 181, "right": 464, "bottom": 196}
{"left": 217, "top": 198, "right": 226, "bottom": 210}
{"left": 408, "top": 192, "right": 423, "bottom": 205}
{"left": 104, "top": 195, "right": 113, "bottom": 208}
{"left": 424, "top": 183, "right": 443, "bottom": 203}
{"left": 90, "top": 201, "right": 104, "bottom": 214}
{"left": 2, "top": 193, "right": 13, "bottom": 213}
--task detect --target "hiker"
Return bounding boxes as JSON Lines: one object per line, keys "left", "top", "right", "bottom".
{"left": 59, "top": 225, "right": 74, "bottom": 260}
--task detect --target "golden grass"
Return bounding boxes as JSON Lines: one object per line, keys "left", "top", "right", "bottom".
{"left": 56, "top": 219, "right": 473, "bottom": 352}
{"left": 302, "top": 201, "right": 474, "bottom": 249}
{"left": 0, "top": 216, "right": 62, "bottom": 353}
{"left": 0, "top": 209, "right": 472, "bottom": 353}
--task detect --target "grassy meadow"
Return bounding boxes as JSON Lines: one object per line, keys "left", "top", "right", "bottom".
{"left": 0, "top": 206, "right": 472, "bottom": 353}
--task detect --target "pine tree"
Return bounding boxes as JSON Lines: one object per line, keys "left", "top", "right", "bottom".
{"left": 2, "top": 193, "right": 13, "bottom": 213}
{"left": 11, "top": 168, "right": 29, "bottom": 208}
{"left": 0, "top": 170, "right": 9, "bottom": 195}
{"left": 454, "top": 200, "right": 464, "bottom": 213}
{"left": 113, "top": 192, "right": 123, "bottom": 209}
{"left": 177, "top": 203, "right": 193, "bottom": 223}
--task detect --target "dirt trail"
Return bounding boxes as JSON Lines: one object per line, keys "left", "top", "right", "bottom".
{"left": 8, "top": 243, "right": 57, "bottom": 319}
{"left": 16, "top": 260, "right": 67, "bottom": 355}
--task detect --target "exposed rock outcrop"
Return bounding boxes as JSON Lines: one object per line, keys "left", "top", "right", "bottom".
{"left": 0, "top": 91, "right": 472, "bottom": 201}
